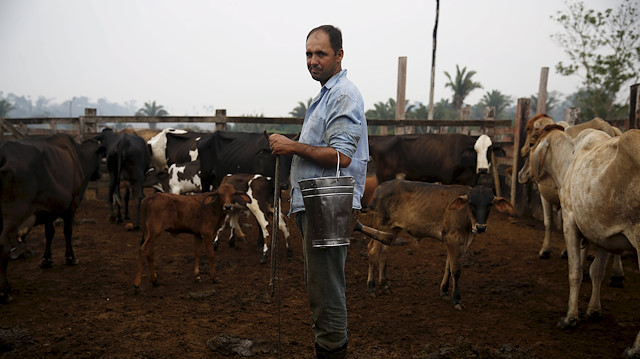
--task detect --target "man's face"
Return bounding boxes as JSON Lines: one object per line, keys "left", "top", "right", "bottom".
{"left": 306, "top": 31, "right": 343, "bottom": 86}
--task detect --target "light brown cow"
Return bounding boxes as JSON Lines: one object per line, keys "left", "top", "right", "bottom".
{"left": 366, "top": 180, "right": 515, "bottom": 310}
{"left": 134, "top": 183, "right": 250, "bottom": 291}
{"left": 556, "top": 129, "right": 640, "bottom": 357}
{"left": 518, "top": 115, "right": 623, "bottom": 259}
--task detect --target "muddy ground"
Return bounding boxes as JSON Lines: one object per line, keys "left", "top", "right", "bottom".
{"left": 1, "top": 188, "right": 639, "bottom": 358}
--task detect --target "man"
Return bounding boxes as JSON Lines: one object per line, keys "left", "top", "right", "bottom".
{"left": 269, "top": 25, "right": 368, "bottom": 359}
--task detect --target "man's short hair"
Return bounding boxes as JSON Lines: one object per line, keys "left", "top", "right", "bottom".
{"left": 307, "top": 25, "right": 342, "bottom": 55}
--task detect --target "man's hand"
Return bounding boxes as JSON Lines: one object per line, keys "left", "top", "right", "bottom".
{"left": 269, "top": 134, "right": 298, "bottom": 156}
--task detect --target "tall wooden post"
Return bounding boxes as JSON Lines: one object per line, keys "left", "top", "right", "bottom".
{"left": 536, "top": 67, "right": 549, "bottom": 115}
{"left": 79, "top": 107, "right": 97, "bottom": 141}
{"left": 395, "top": 56, "right": 408, "bottom": 135}
{"left": 215, "top": 109, "right": 227, "bottom": 131}
{"left": 630, "top": 83, "right": 639, "bottom": 130}
{"left": 510, "top": 98, "right": 530, "bottom": 215}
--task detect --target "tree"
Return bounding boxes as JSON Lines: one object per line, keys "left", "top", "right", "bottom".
{"left": 136, "top": 100, "right": 168, "bottom": 129}
{"left": 289, "top": 98, "right": 313, "bottom": 117}
{"left": 551, "top": 0, "right": 640, "bottom": 120}
{"left": 0, "top": 98, "right": 15, "bottom": 118}
{"left": 365, "top": 98, "right": 397, "bottom": 119}
{"left": 443, "top": 65, "right": 483, "bottom": 112}
{"left": 477, "top": 90, "right": 513, "bottom": 118}
{"left": 136, "top": 100, "right": 168, "bottom": 117}
{"left": 530, "top": 91, "right": 561, "bottom": 116}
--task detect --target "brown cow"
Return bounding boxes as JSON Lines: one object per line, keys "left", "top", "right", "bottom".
{"left": 134, "top": 183, "right": 250, "bottom": 291}
{"left": 366, "top": 180, "right": 515, "bottom": 310}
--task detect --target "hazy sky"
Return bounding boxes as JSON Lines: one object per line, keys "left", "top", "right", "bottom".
{"left": 0, "top": 0, "right": 621, "bottom": 117}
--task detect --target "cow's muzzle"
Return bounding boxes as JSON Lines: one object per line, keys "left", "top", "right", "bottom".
{"left": 477, "top": 168, "right": 489, "bottom": 175}
{"left": 224, "top": 204, "right": 233, "bottom": 212}
{"left": 472, "top": 224, "right": 487, "bottom": 234}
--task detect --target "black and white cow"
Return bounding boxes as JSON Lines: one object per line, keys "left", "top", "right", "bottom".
{"left": 214, "top": 173, "right": 291, "bottom": 264}
{"left": 147, "top": 128, "right": 206, "bottom": 173}
{"left": 369, "top": 133, "right": 505, "bottom": 186}
{"left": 149, "top": 160, "right": 204, "bottom": 194}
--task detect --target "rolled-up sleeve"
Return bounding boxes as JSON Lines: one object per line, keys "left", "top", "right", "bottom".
{"left": 323, "top": 94, "right": 362, "bottom": 158}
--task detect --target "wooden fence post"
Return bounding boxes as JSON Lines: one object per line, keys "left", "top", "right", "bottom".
{"left": 510, "top": 98, "right": 530, "bottom": 215}
{"left": 536, "top": 67, "right": 549, "bottom": 115}
{"left": 395, "top": 56, "right": 409, "bottom": 135}
{"left": 215, "top": 109, "right": 227, "bottom": 131}
{"left": 630, "top": 83, "right": 639, "bottom": 130}
{"left": 565, "top": 107, "right": 580, "bottom": 126}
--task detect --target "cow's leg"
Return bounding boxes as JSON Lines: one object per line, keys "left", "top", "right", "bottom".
{"left": 109, "top": 176, "right": 123, "bottom": 224}
{"left": 203, "top": 233, "right": 218, "bottom": 283}
{"left": 134, "top": 234, "right": 149, "bottom": 291}
{"left": 440, "top": 256, "right": 451, "bottom": 298}
{"left": 448, "top": 252, "right": 464, "bottom": 310}
{"left": 277, "top": 208, "right": 292, "bottom": 257}
{"left": 132, "top": 183, "right": 145, "bottom": 230}
{"left": 63, "top": 213, "right": 77, "bottom": 265}
{"left": 623, "top": 330, "right": 640, "bottom": 358}
{"left": 40, "top": 221, "right": 56, "bottom": 268}
{"left": 608, "top": 255, "right": 625, "bottom": 288}
{"left": 213, "top": 214, "right": 230, "bottom": 251}
{"left": 123, "top": 188, "right": 131, "bottom": 220}
{"left": 538, "top": 195, "right": 553, "bottom": 259}
{"left": 246, "top": 201, "right": 271, "bottom": 263}
{"left": 366, "top": 239, "right": 381, "bottom": 296}
{"left": 144, "top": 237, "right": 158, "bottom": 287}
{"left": 586, "top": 248, "right": 609, "bottom": 320}
{"left": 558, "top": 214, "right": 582, "bottom": 329}
{"left": 193, "top": 234, "right": 202, "bottom": 282}
{"left": 228, "top": 211, "right": 247, "bottom": 248}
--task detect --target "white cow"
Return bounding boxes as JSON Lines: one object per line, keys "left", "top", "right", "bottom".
{"left": 555, "top": 129, "right": 640, "bottom": 358}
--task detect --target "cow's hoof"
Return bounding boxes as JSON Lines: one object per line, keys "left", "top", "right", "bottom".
{"left": 538, "top": 250, "right": 551, "bottom": 259}
{"left": 453, "top": 302, "right": 464, "bottom": 310}
{"left": 557, "top": 316, "right": 578, "bottom": 329}
{"left": 194, "top": 276, "right": 201, "bottom": 283}
{"left": 134, "top": 286, "right": 140, "bottom": 294}
{"left": 560, "top": 250, "right": 568, "bottom": 259}
{"left": 259, "top": 255, "right": 267, "bottom": 264}
{"left": 40, "top": 259, "right": 54, "bottom": 269}
{"left": 65, "top": 257, "right": 78, "bottom": 266}
{"left": 212, "top": 278, "right": 220, "bottom": 284}
{"left": 368, "top": 291, "right": 376, "bottom": 298}
{"left": 609, "top": 275, "right": 625, "bottom": 288}
{"left": 587, "top": 310, "right": 602, "bottom": 322}
{"left": 286, "top": 248, "right": 293, "bottom": 257}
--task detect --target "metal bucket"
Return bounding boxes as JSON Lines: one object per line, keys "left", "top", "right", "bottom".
{"left": 299, "top": 152, "right": 354, "bottom": 248}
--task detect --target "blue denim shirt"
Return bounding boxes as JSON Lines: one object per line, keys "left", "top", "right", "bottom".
{"left": 289, "top": 69, "right": 369, "bottom": 215}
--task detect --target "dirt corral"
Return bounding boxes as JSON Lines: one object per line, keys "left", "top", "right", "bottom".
{"left": 1, "top": 190, "right": 640, "bottom": 359}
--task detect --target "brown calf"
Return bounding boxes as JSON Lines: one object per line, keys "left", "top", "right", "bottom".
{"left": 134, "top": 183, "right": 250, "bottom": 291}
{"left": 367, "top": 180, "right": 515, "bottom": 310}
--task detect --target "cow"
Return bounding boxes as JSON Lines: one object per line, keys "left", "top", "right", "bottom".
{"left": 554, "top": 129, "right": 640, "bottom": 358}
{"left": 95, "top": 128, "right": 150, "bottom": 230}
{"left": 518, "top": 115, "right": 623, "bottom": 260}
{"left": 525, "top": 124, "right": 625, "bottom": 286}
{"left": 361, "top": 175, "right": 379, "bottom": 210}
{"left": 134, "top": 183, "right": 250, "bottom": 291}
{"left": 147, "top": 128, "right": 206, "bottom": 173}
{"left": 148, "top": 160, "right": 203, "bottom": 195}
{"left": 0, "top": 134, "right": 103, "bottom": 303}
{"left": 196, "top": 131, "right": 294, "bottom": 192}
{"left": 213, "top": 173, "right": 291, "bottom": 264}
{"left": 366, "top": 180, "right": 515, "bottom": 310}
{"left": 369, "top": 133, "right": 505, "bottom": 187}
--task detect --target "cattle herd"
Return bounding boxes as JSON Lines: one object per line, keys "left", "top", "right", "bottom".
{"left": 1, "top": 117, "right": 640, "bottom": 357}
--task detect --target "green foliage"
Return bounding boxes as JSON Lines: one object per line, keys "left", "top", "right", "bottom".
{"left": 365, "top": 98, "right": 397, "bottom": 120}
{"left": 551, "top": 0, "right": 640, "bottom": 119}
{"left": 0, "top": 98, "right": 15, "bottom": 118}
{"left": 529, "top": 91, "right": 561, "bottom": 115}
{"left": 443, "top": 65, "right": 483, "bottom": 111}
{"left": 135, "top": 100, "right": 168, "bottom": 116}
{"left": 289, "top": 98, "right": 313, "bottom": 118}
{"left": 477, "top": 90, "right": 513, "bottom": 118}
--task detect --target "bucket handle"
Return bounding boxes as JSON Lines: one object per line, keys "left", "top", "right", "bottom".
{"left": 335, "top": 150, "right": 340, "bottom": 177}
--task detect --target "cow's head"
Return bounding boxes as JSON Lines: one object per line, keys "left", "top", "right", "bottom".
{"left": 203, "top": 183, "right": 251, "bottom": 213}
{"left": 448, "top": 185, "right": 515, "bottom": 234}
{"left": 466, "top": 135, "right": 505, "bottom": 175}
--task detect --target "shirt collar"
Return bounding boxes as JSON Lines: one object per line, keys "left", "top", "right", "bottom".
{"left": 323, "top": 69, "right": 347, "bottom": 90}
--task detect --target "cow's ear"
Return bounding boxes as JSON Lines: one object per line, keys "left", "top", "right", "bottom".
{"left": 493, "top": 197, "right": 516, "bottom": 215}
{"left": 448, "top": 195, "right": 469, "bottom": 211}
{"left": 233, "top": 192, "right": 251, "bottom": 206}
{"left": 491, "top": 146, "right": 507, "bottom": 157}
{"left": 202, "top": 192, "right": 217, "bottom": 206}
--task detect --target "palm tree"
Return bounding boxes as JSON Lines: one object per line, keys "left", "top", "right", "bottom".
{"left": 0, "top": 98, "right": 14, "bottom": 118}
{"left": 443, "top": 65, "right": 482, "bottom": 111}
{"left": 530, "top": 92, "right": 561, "bottom": 115}
{"left": 365, "top": 98, "right": 397, "bottom": 119}
{"left": 136, "top": 100, "right": 168, "bottom": 117}
{"left": 289, "top": 98, "right": 313, "bottom": 117}
{"left": 136, "top": 101, "right": 168, "bottom": 129}
{"left": 478, "top": 90, "right": 512, "bottom": 118}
